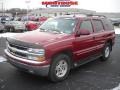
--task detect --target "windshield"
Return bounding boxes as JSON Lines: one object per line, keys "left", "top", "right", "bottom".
{"left": 39, "top": 18, "right": 76, "bottom": 34}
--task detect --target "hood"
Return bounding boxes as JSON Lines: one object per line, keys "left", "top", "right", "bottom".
{"left": 13, "top": 30, "right": 68, "bottom": 46}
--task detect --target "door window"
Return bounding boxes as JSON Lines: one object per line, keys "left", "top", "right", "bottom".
{"left": 80, "top": 20, "right": 93, "bottom": 33}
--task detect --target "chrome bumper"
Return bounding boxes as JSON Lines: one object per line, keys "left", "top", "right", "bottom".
{"left": 5, "top": 49, "right": 50, "bottom": 76}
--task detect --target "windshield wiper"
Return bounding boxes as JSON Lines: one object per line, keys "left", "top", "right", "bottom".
{"left": 40, "top": 28, "right": 64, "bottom": 34}
{"left": 49, "top": 29, "right": 64, "bottom": 34}
{"left": 39, "top": 28, "right": 47, "bottom": 32}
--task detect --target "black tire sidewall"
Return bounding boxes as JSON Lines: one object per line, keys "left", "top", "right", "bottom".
{"left": 102, "top": 43, "right": 111, "bottom": 61}
{"left": 49, "top": 54, "right": 71, "bottom": 82}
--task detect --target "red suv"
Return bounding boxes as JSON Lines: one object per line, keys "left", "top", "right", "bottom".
{"left": 5, "top": 15, "right": 115, "bottom": 82}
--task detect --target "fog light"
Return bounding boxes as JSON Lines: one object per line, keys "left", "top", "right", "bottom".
{"left": 27, "top": 56, "right": 37, "bottom": 60}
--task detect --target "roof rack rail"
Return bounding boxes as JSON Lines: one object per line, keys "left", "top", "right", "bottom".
{"left": 86, "top": 14, "right": 106, "bottom": 18}
{"left": 62, "top": 14, "right": 107, "bottom": 18}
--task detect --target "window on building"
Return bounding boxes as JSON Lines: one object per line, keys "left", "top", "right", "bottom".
{"left": 39, "top": 14, "right": 41, "bottom": 16}
{"left": 54, "top": 13, "right": 57, "bottom": 17}
{"left": 60, "top": 13, "right": 62, "bottom": 16}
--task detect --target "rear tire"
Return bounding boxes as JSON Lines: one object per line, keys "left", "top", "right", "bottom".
{"left": 101, "top": 43, "right": 111, "bottom": 61}
{"left": 48, "top": 54, "right": 71, "bottom": 82}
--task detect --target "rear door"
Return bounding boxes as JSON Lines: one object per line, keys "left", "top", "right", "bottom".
{"left": 91, "top": 19, "right": 106, "bottom": 53}
{"left": 74, "top": 19, "right": 97, "bottom": 61}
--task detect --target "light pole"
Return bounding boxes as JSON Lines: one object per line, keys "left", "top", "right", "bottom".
{"left": 25, "top": 0, "right": 30, "bottom": 21}
{"left": 0, "top": 0, "right": 4, "bottom": 17}
{"left": 15, "top": 12, "right": 17, "bottom": 17}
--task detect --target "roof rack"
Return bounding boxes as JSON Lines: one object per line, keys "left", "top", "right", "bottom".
{"left": 63, "top": 14, "right": 87, "bottom": 17}
{"left": 63, "top": 14, "right": 107, "bottom": 18}
{"left": 86, "top": 14, "right": 106, "bottom": 18}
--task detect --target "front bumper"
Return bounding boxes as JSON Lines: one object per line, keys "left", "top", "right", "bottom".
{"left": 14, "top": 26, "right": 26, "bottom": 30}
{"left": 5, "top": 49, "right": 50, "bottom": 76}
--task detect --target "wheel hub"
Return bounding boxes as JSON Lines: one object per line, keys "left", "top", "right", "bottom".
{"left": 55, "top": 60, "right": 68, "bottom": 78}
{"left": 105, "top": 46, "right": 110, "bottom": 58}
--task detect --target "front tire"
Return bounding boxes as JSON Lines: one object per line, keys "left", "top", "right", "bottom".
{"left": 101, "top": 43, "right": 111, "bottom": 61}
{"left": 48, "top": 54, "right": 71, "bottom": 82}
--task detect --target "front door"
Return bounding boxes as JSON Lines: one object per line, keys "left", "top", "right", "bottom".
{"left": 73, "top": 19, "right": 97, "bottom": 61}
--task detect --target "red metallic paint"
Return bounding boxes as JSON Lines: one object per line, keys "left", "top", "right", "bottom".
{"left": 6, "top": 16, "right": 115, "bottom": 66}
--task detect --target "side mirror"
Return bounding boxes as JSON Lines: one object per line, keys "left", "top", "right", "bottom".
{"left": 75, "top": 29, "right": 90, "bottom": 37}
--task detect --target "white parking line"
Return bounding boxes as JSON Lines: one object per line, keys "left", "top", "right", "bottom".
{"left": 0, "top": 56, "right": 7, "bottom": 62}
{"left": 112, "top": 83, "right": 120, "bottom": 90}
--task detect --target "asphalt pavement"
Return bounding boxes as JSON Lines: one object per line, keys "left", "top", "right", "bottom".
{"left": 0, "top": 34, "right": 120, "bottom": 90}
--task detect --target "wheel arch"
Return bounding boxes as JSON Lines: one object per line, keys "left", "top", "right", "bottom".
{"left": 105, "top": 39, "right": 113, "bottom": 51}
{"left": 51, "top": 49, "right": 74, "bottom": 68}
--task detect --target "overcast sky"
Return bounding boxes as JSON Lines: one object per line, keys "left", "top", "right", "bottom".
{"left": 1, "top": 0, "right": 120, "bottom": 12}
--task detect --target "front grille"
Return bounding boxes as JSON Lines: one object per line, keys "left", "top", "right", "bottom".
{"left": 7, "top": 42, "right": 28, "bottom": 58}
{"left": 9, "top": 48, "right": 27, "bottom": 58}
{"left": 9, "top": 43, "right": 27, "bottom": 50}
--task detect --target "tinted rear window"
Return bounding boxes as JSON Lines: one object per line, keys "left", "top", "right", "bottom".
{"left": 102, "top": 18, "right": 114, "bottom": 30}
{"left": 92, "top": 20, "right": 104, "bottom": 32}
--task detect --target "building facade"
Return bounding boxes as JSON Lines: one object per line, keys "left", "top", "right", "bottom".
{"left": 29, "top": 8, "right": 96, "bottom": 17}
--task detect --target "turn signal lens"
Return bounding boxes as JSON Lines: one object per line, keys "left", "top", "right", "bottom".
{"left": 27, "top": 55, "right": 45, "bottom": 62}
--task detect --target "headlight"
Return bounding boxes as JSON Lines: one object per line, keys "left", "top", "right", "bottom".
{"left": 28, "top": 48, "right": 45, "bottom": 55}
{"left": 27, "top": 48, "right": 45, "bottom": 62}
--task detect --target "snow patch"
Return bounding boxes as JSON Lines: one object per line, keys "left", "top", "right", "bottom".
{"left": 0, "top": 56, "right": 7, "bottom": 62}
{"left": 112, "top": 84, "right": 120, "bottom": 90}
{"left": 0, "top": 33, "right": 21, "bottom": 38}
{"left": 114, "top": 26, "right": 120, "bottom": 34}
{"left": 115, "top": 28, "right": 120, "bottom": 34}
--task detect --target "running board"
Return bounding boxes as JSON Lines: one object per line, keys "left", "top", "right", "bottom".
{"left": 73, "top": 54, "right": 102, "bottom": 68}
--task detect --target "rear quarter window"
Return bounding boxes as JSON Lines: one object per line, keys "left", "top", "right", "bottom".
{"left": 92, "top": 19, "right": 104, "bottom": 32}
{"left": 102, "top": 19, "right": 114, "bottom": 30}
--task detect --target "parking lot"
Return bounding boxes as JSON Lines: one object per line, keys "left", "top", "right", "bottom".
{"left": 0, "top": 27, "right": 120, "bottom": 90}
